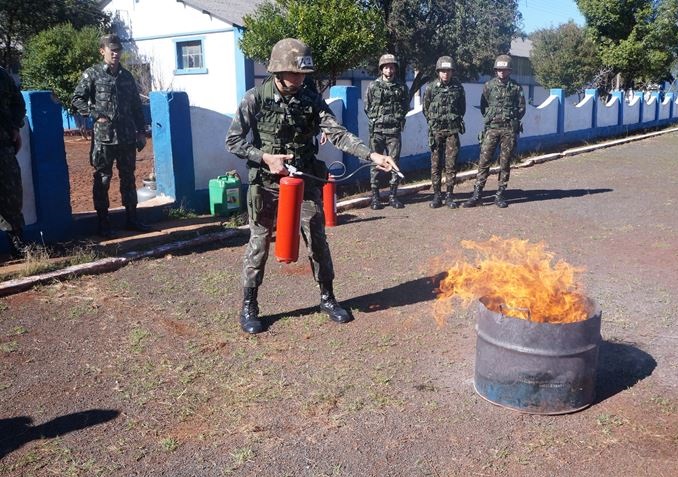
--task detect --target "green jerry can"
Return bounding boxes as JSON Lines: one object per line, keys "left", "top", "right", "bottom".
{"left": 209, "top": 171, "right": 242, "bottom": 217}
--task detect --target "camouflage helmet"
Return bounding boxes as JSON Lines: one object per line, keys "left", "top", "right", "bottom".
{"left": 378, "top": 53, "right": 399, "bottom": 70}
{"left": 436, "top": 56, "right": 456, "bottom": 71}
{"left": 267, "top": 38, "right": 315, "bottom": 74}
{"left": 494, "top": 54, "right": 512, "bottom": 70}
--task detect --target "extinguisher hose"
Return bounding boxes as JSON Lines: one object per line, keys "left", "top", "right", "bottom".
{"left": 285, "top": 161, "right": 404, "bottom": 183}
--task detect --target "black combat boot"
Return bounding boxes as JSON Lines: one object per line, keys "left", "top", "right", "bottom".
{"left": 445, "top": 185, "right": 458, "bottom": 209}
{"left": 319, "top": 281, "right": 352, "bottom": 323}
{"left": 370, "top": 188, "right": 383, "bottom": 210}
{"left": 97, "top": 210, "right": 112, "bottom": 238}
{"left": 125, "top": 205, "right": 151, "bottom": 232}
{"left": 462, "top": 184, "right": 484, "bottom": 208}
{"left": 6, "top": 231, "right": 26, "bottom": 260}
{"left": 388, "top": 184, "right": 404, "bottom": 209}
{"left": 240, "top": 287, "right": 263, "bottom": 334}
{"left": 429, "top": 183, "right": 442, "bottom": 208}
{"left": 495, "top": 186, "right": 508, "bottom": 208}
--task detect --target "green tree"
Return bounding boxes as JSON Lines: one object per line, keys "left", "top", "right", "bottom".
{"left": 530, "top": 22, "right": 603, "bottom": 96}
{"left": 367, "top": 0, "right": 521, "bottom": 97}
{"left": 21, "top": 24, "right": 101, "bottom": 106}
{"left": 576, "top": 0, "right": 678, "bottom": 88}
{"left": 0, "top": 0, "right": 109, "bottom": 68}
{"left": 241, "top": 0, "right": 386, "bottom": 92}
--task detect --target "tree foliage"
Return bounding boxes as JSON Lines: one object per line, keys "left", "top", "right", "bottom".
{"left": 530, "top": 22, "right": 603, "bottom": 96}
{"left": 240, "top": 0, "right": 386, "bottom": 92}
{"left": 0, "top": 0, "right": 109, "bottom": 69}
{"left": 576, "top": 0, "right": 678, "bottom": 88}
{"left": 21, "top": 23, "right": 101, "bottom": 106}
{"left": 366, "top": 0, "right": 521, "bottom": 96}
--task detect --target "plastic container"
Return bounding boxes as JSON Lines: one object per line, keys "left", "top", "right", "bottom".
{"left": 209, "top": 172, "right": 241, "bottom": 217}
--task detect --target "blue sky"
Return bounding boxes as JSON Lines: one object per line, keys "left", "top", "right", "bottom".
{"left": 518, "top": 0, "right": 585, "bottom": 34}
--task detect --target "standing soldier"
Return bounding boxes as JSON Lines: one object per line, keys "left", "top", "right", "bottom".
{"left": 72, "top": 33, "right": 149, "bottom": 237}
{"left": 463, "top": 54, "right": 525, "bottom": 208}
{"left": 423, "top": 56, "right": 466, "bottom": 209}
{"left": 0, "top": 66, "right": 27, "bottom": 258}
{"left": 365, "top": 54, "right": 409, "bottom": 210}
{"left": 226, "top": 38, "right": 398, "bottom": 334}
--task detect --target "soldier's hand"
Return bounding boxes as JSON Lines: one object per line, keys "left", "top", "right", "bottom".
{"left": 262, "top": 153, "right": 293, "bottom": 176}
{"left": 136, "top": 133, "right": 147, "bottom": 152}
{"left": 370, "top": 152, "right": 399, "bottom": 173}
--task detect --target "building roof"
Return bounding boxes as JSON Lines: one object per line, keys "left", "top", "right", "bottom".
{"left": 510, "top": 38, "right": 533, "bottom": 58}
{"left": 179, "top": 0, "right": 265, "bottom": 27}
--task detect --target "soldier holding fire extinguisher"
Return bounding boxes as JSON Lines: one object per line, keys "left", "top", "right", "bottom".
{"left": 226, "top": 38, "right": 398, "bottom": 334}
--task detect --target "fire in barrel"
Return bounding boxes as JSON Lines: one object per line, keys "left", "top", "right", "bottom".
{"left": 434, "top": 237, "right": 602, "bottom": 414}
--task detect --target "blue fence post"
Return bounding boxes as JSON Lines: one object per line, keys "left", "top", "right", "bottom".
{"left": 634, "top": 91, "right": 645, "bottom": 124}
{"left": 23, "top": 91, "right": 72, "bottom": 242}
{"left": 550, "top": 88, "right": 565, "bottom": 136}
{"left": 611, "top": 91, "right": 624, "bottom": 126}
{"left": 150, "top": 91, "right": 196, "bottom": 208}
{"left": 328, "top": 85, "right": 366, "bottom": 179}
{"left": 666, "top": 92, "right": 675, "bottom": 119}
{"left": 585, "top": 89, "right": 598, "bottom": 129}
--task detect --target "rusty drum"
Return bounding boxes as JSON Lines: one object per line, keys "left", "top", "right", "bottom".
{"left": 474, "top": 297, "right": 602, "bottom": 414}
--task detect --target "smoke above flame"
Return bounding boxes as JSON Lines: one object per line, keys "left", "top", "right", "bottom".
{"left": 433, "top": 236, "right": 591, "bottom": 326}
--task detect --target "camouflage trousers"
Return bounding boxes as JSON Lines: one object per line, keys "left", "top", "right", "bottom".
{"left": 0, "top": 146, "right": 24, "bottom": 232}
{"left": 430, "top": 131, "right": 460, "bottom": 191}
{"left": 91, "top": 142, "right": 137, "bottom": 212}
{"left": 243, "top": 183, "right": 334, "bottom": 288}
{"left": 369, "top": 132, "right": 402, "bottom": 187}
{"left": 476, "top": 128, "right": 517, "bottom": 189}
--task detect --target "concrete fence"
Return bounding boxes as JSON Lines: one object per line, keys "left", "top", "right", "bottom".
{"left": 2, "top": 86, "right": 677, "bottom": 253}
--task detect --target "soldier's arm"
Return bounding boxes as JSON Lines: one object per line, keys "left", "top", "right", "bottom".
{"left": 422, "top": 86, "right": 431, "bottom": 119}
{"left": 459, "top": 84, "right": 467, "bottom": 117}
{"left": 226, "top": 91, "right": 265, "bottom": 164}
{"left": 402, "top": 83, "right": 410, "bottom": 115}
{"left": 480, "top": 84, "right": 490, "bottom": 117}
{"left": 130, "top": 75, "right": 146, "bottom": 134}
{"left": 71, "top": 69, "right": 93, "bottom": 116}
{"left": 317, "top": 99, "right": 372, "bottom": 160}
{"left": 8, "top": 74, "right": 26, "bottom": 130}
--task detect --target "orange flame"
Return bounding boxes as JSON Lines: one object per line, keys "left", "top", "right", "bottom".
{"left": 433, "top": 236, "right": 591, "bottom": 326}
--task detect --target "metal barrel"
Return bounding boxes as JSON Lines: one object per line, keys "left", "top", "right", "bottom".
{"left": 474, "top": 297, "right": 602, "bottom": 415}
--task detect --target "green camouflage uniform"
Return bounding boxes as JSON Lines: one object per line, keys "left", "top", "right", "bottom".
{"left": 0, "top": 66, "right": 26, "bottom": 235}
{"left": 72, "top": 63, "right": 145, "bottom": 213}
{"left": 365, "top": 77, "right": 409, "bottom": 186}
{"left": 227, "top": 77, "right": 373, "bottom": 288}
{"left": 477, "top": 77, "right": 526, "bottom": 188}
{"left": 423, "top": 77, "right": 466, "bottom": 192}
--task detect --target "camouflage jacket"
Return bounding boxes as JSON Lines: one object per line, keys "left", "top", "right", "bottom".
{"left": 423, "top": 78, "right": 466, "bottom": 133}
{"left": 480, "top": 77, "right": 526, "bottom": 131}
{"left": 72, "top": 63, "right": 145, "bottom": 145}
{"left": 364, "top": 77, "right": 409, "bottom": 135}
{"left": 226, "top": 77, "right": 372, "bottom": 186}
{"left": 0, "top": 67, "right": 26, "bottom": 147}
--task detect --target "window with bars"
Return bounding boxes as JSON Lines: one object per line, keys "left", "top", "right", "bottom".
{"left": 175, "top": 38, "right": 207, "bottom": 74}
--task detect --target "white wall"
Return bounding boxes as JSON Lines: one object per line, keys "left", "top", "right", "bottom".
{"left": 642, "top": 96, "right": 657, "bottom": 123}
{"left": 623, "top": 96, "right": 641, "bottom": 125}
{"left": 105, "top": 0, "right": 238, "bottom": 115}
{"left": 564, "top": 95, "right": 593, "bottom": 132}
{"left": 523, "top": 95, "right": 558, "bottom": 136}
{"left": 597, "top": 96, "right": 620, "bottom": 128}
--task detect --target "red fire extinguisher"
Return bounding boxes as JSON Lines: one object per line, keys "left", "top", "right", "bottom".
{"left": 275, "top": 176, "right": 304, "bottom": 263}
{"left": 323, "top": 174, "right": 337, "bottom": 227}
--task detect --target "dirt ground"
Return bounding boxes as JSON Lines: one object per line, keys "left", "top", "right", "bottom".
{"left": 64, "top": 135, "right": 155, "bottom": 213}
{"left": 1, "top": 132, "right": 678, "bottom": 476}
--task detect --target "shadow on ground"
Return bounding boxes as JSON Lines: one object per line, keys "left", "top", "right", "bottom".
{"left": 0, "top": 409, "right": 120, "bottom": 459}
{"left": 595, "top": 340, "right": 657, "bottom": 404}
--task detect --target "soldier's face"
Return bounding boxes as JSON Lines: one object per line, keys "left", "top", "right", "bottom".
{"left": 496, "top": 68, "right": 511, "bottom": 82}
{"left": 275, "top": 72, "right": 306, "bottom": 96}
{"left": 381, "top": 64, "right": 396, "bottom": 81}
{"left": 100, "top": 46, "right": 122, "bottom": 69}
{"left": 438, "top": 69, "right": 452, "bottom": 83}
